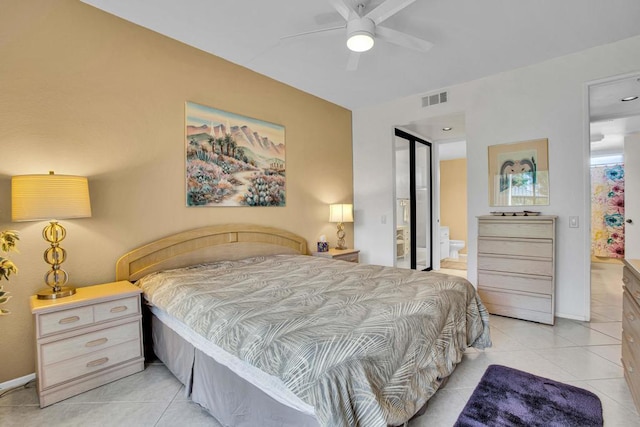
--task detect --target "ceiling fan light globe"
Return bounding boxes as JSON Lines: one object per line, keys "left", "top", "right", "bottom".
{"left": 347, "top": 33, "right": 374, "bottom": 52}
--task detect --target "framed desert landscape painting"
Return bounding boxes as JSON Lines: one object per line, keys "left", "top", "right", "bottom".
{"left": 488, "top": 138, "right": 549, "bottom": 206}
{"left": 185, "top": 101, "right": 285, "bottom": 207}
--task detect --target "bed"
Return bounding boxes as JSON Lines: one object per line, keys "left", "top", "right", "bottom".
{"left": 116, "top": 224, "right": 491, "bottom": 427}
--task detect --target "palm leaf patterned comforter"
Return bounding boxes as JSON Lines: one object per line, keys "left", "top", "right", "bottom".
{"left": 137, "top": 254, "right": 491, "bottom": 426}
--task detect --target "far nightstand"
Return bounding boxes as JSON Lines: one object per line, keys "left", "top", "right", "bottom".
{"left": 312, "top": 248, "right": 360, "bottom": 263}
{"left": 30, "top": 281, "right": 144, "bottom": 407}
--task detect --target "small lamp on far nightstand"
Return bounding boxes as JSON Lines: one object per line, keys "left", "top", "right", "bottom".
{"left": 11, "top": 171, "right": 92, "bottom": 300}
{"left": 329, "top": 203, "right": 353, "bottom": 250}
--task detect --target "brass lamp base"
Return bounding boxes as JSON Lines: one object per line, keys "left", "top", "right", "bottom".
{"left": 36, "top": 286, "right": 76, "bottom": 300}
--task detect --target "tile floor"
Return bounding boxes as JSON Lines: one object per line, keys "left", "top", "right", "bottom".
{"left": 1, "top": 262, "right": 637, "bottom": 426}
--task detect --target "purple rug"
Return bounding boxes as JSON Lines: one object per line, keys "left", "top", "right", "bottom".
{"left": 454, "top": 365, "right": 603, "bottom": 427}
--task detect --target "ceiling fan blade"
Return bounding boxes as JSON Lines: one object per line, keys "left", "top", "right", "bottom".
{"left": 280, "top": 25, "right": 345, "bottom": 40}
{"left": 376, "top": 26, "right": 433, "bottom": 52}
{"left": 346, "top": 51, "right": 361, "bottom": 71}
{"left": 328, "top": 0, "right": 357, "bottom": 21}
{"left": 365, "top": 0, "right": 416, "bottom": 25}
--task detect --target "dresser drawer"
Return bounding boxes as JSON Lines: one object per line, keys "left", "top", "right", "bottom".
{"left": 94, "top": 296, "right": 140, "bottom": 323}
{"left": 39, "top": 306, "right": 94, "bottom": 337}
{"left": 478, "top": 271, "right": 553, "bottom": 294}
{"left": 478, "top": 288, "right": 552, "bottom": 313}
{"left": 478, "top": 220, "right": 554, "bottom": 239}
{"left": 478, "top": 238, "right": 552, "bottom": 258}
{"left": 623, "top": 356, "right": 640, "bottom": 413}
{"left": 335, "top": 252, "right": 359, "bottom": 263}
{"left": 624, "top": 290, "right": 640, "bottom": 329}
{"left": 41, "top": 339, "right": 142, "bottom": 388}
{"left": 624, "top": 267, "right": 640, "bottom": 302}
{"left": 478, "top": 255, "right": 553, "bottom": 276}
{"left": 41, "top": 321, "right": 141, "bottom": 366}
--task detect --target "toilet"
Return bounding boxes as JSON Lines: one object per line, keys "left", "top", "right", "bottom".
{"left": 439, "top": 226, "right": 450, "bottom": 261}
{"left": 449, "top": 240, "right": 465, "bottom": 260}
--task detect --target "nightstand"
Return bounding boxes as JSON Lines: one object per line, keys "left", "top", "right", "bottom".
{"left": 30, "top": 281, "right": 144, "bottom": 407}
{"left": 312, "top": 248, "right": 360, "bottom": 263}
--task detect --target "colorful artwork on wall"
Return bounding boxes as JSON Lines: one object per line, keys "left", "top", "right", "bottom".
{"left": 488, "top": 138, "right": 549, "bottom": 206}
{"left": 185, "top": 102, "right": 285, "bottom": 207}
{"left": 591, "top": 163, "right": 625, "bottom": 258}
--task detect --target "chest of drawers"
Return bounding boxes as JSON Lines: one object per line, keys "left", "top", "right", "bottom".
{"left": 477, "top": 215, "right": 557, "bottom": 325}
{"left": 622, "top": 259, "right": 640, "bottom": 412}
{"left": 30, "top": 281, "right": 144, "bottom": 407}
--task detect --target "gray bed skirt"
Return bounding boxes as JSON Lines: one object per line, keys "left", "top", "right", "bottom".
{"left": 151, "top": 313, "right": 321, "bottom": 427}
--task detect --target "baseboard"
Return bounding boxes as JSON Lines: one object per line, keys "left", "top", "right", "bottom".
{"left": 555, "top": 312, "right": 588, "bottom": 322}
{"left": 0, "top": 373, "right": 36, "bottom": 391}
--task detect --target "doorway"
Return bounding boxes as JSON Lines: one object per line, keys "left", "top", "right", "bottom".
{"left": 394, "top": 128, "right": 433, "bottom": 271}
{"left": 588, "top": 73, "right": 640, "bottom": 321}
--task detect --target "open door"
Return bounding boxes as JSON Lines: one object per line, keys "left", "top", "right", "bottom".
{"left": 625, "top": 133, "right": 640, "bottom": 258}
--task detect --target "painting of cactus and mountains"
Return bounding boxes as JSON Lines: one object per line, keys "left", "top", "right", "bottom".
{"left": 185, "top": 102, "right": 285, "bottom": 207}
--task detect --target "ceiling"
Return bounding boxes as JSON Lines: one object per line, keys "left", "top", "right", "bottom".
{"left": 590, "top": 75, "right": 640, "bottom": 157}
{"left": 80, "top": 0, "right": 640, "bottom": 160}
{"left": 81, "top": 0, "right": 640, "bottom": 110}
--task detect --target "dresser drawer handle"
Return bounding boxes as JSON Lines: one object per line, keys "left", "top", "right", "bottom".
{"left": 627, "top": 334, "right": 635, "bottom": 344}
{"left": 110, "top": 305, "right": 128, "bottom": 313}
{"left": 623, "top": 277, "right": 630, "bottom": 284}
{"left": 627, "top": 313, "right": 636, "bottom": 321}
{"left": 58, "top": 315, "right": 80, "bottom": 325}
{"left": 86, "top": 357, "right": 109, "bottom": 368}
{"left": 85, "top": 338, "right": 108, "bottom": 348}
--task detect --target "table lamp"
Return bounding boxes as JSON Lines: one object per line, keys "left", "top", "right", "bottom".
{"left": 329, "top": 204, "right": 353, "bottom": 250}
{"left": 11, "top": 171, "right": 92, "bottom": 299}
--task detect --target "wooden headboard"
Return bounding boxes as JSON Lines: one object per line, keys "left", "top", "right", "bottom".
{"left": 115, "top": 224, "right": 308, "bottom": 282}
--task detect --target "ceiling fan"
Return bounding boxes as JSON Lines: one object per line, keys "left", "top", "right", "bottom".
{"left": 283, "top": 0, "right": 433, "bottom": 71}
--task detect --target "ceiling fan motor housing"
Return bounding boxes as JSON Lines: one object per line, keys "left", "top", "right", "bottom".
{"left": 346, "top": 17, "right": 376, "bottom": 52}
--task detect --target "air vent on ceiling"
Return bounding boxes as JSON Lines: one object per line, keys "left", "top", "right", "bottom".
{"left": 422, "top": 91, "right": 448, "bottom": 107}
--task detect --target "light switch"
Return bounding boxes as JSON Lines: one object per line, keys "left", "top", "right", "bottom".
{"left": 569, "top": 216, "right": 579, "bottom": 228}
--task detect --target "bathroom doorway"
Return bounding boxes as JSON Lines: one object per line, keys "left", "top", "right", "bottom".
{"left": 439, "top": 140, "right": 468, "bottom": 274}
{"left": 394, "top": 128, "right": 433, "bottom": 271}
{"left": 400, "top": 112, "right": 468, "bottom": 275}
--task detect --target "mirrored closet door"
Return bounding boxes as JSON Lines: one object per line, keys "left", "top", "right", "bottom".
{"left": 394, "top": 129, "right": 433, "bottom": 271}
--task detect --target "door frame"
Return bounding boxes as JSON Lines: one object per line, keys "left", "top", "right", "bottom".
{"left": 394, "top": 128, "right": 433, "bottom": 271}
{"left": 584, "top": 71, "right": 640, "bottom": 321}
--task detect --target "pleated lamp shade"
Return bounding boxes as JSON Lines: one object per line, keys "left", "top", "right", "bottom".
{"left": 11, "top": 172, "right": 92, "bottom": 222}
{"left": 329, "top": 204, "right": 354, "bottom": 223}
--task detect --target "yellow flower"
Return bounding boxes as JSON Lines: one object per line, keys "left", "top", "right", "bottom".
{"left": 0, "top": 259, "right": 17, "bottom": 280}
{"left": 0, "top": 230, "right": 19, "bottom": 253}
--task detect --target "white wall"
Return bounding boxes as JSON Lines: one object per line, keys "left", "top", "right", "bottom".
{"left": 353, "top": 34, "right": 640, "bottom": 320}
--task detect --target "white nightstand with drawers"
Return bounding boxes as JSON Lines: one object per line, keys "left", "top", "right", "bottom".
{"left": 311, "top": 248, "right": 360, "bottom": 263}
{"left": 30, "top": 281, "right": 144, "bottom": 407}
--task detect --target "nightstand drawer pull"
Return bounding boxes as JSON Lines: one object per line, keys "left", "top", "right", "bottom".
{"left": 110, "top": 305, "right": 128, "bottom": 313}
{"left": 86, "top": 357, "right": 109, "bottom": 368}
{"left": 627, "top": 312, "right": 637, "bottom": 322}
{"left": 627, "top": 334, "right": 635, "bottom": 344}
{"left": 85, "top": 338, "right": 108, "bottom": 348}
{"left": 58, "top": 316, "right": 80, "bottom": 325}
{"left": 628, "top": 364, "right": 634, "bottom": 373}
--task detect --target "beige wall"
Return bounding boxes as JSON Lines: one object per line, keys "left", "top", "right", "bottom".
{"left": 0, "top": 0, "right": 352, "bottom": 383}
{"left": 440, "top": 158, "right": 467, "bottom": 253}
